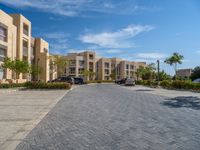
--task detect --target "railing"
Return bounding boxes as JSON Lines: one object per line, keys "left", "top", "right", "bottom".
{"left": 23, "top": 29, "right": 29, "bottom": 36}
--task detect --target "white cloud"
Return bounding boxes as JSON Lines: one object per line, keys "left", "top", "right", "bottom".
{"left": 1, "top": 0, "right": 151, "bottom": 17}
{"left": 79, "top": 25, "right": 154, "bottom": 48}
{"left": 136, "top": 52, "right": 167, "bottom": 59}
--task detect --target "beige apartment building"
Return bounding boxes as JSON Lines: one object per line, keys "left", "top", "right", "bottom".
{"left": 63, "top": 51, "right": 146, "bottom": 81}
{"left": 0, "top": 9, "right": 49, "bottom": 83}
{"left": 64, "top": 51, "right": 96, "bottom": 80}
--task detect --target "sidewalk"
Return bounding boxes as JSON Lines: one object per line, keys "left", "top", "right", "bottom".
{"left": 0, "top": 89, "right": 69, "bottom": 150}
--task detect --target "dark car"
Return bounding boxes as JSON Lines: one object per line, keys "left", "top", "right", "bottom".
{"left": 73, "top": 77, "right": 84, "bottom": 84}
{"left": 51, "top": 77, "right": 74, "bottom": 84}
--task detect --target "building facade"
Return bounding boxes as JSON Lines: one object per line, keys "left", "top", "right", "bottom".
{"left": 64, "top": 51, "right": 96, "bottom": 80}
{"left": 63, "top": 51, "right": 146, "bottom": 81}
{"left": 176, "top": 68, "right": 192, "bottom": 79}
{"left": 0, "top": 9, "right": 49, "bottom": 83}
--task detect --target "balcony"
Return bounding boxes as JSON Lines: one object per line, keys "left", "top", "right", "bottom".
{"left": 23, "top": 23, "right": 29, "bottom": 36}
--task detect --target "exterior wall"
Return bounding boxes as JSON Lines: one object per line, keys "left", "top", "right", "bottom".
{"left": 64, "top": 51, "right": 96, "bottom": 81}
{"left": 0, "top": 10, "right": 17, "bottom": 83}
{"left": 96, "top": 58, "right": 111, "bottom": 80}
{"left": 33, "top": 38, "right": 49, "bottom": 82}
{"left": 49, "top": 55, "right": 57, "bottom": 81}
{"left": 10, "top": 13, "right": 32, "bottom": 82}
{"left": 176, "top": 69, "right": 192, "bottom": 79}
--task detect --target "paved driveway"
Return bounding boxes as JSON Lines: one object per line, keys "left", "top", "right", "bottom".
{"left": 16, "top": 84, "right": 200, "bottom": 150}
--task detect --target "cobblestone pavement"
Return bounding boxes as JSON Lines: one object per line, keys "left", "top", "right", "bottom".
{"left": 16, "top": 84, "right": 200, "bottom": 150}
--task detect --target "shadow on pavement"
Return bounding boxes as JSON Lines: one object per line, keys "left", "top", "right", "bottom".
{"left": 161, "top": 96, "right": 200, "bottom": 110}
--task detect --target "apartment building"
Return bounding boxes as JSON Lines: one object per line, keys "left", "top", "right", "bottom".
{"left": 0, "top": 9, "right": 49, "bottom": 83}
{"left": 96, "top": 58, "right": 146, "bottom": 80}
{"left": 31, "top": 38, "right": 49, "bottom": 82}
{"left": 0, "top": 10, "right": 17, "bottom": 82}
{"left": 64, "top": 51, "right": 96, "bottom": 80}
{"left": 63, "top": 51, "right": 146, "bottom": 81}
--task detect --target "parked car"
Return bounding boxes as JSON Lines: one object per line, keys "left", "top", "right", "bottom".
{"left": 51, "top": 77, "right": 74, "bottom": 84}
{"left": 125, "top": 78, "right": 135, "bottom": 86}
{"left": 193, "top": 78, "right": 200, "bottom": 83}
{"left": 73, "top": 77, "right": 84, "bottom": 84}
{"left": 115, "top": 78, "right": 129, "bottom": 84}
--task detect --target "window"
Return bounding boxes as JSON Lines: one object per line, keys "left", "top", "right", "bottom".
{"left": 130, "top": 65, "right": 134, "bottom": 70}
{"left": 126, "top": 64, "right": 129, "bottom": 69}
{"left": 0, "top": 47, "right": 6, "bottom": 62}
{"left": 104, "top": 62, "right": 109, "bottom": 68}
{"left": 0, "top": 68, "right": 5, "bottom": 79}
{"left": 0, "top": 26, "right": 7, "bottom": 42}
{"left": 43, "top": 48, "right": 48, "bottom": 53}
{"left": 104, "top": 76, "right": 109, "bottom": 80}
{"left": 89, "top": 54, "right": 94, "bottom": 60}
{"left": 23, "top": 40, "right": 28, "bottom": 57}
{"left": 69, "top": 60, "right": 76, "bottom": 66}
{"left": 23, "top": 23, "right": 29, "bottom": 36}
{"left": 79, "top": 60, "right": 84, "bottom": 66}
{"left": 105, "top": 69, "right": 109, "bottom": 75}
{"left": 126, "top": 71, "right": 129, "bottom": 76}
{"left": 79, "top": 68, "right": 84, "bottom": 74}
{"left": 69, "top": 68, "right": 75, "bottom": 74}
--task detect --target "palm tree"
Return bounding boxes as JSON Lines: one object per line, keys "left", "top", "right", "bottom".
{"left": 164, "top": 52, "right": 184, "bottom": 79}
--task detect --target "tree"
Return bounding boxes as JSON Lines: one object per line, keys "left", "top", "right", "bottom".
{"left": 156, "top": 70, "right": 171, "bottom": 81}
{"left": 49, "top": 55, "right": 68, "bottom": 77}
{"left": 82, "top": 70, "right": 96, "bottom": 80}
{"left": 30, "top": 64, "right": 42, "bottom": 81}
{"left": 164, "top": 52, "right": 184, "bottom": 79}
{"left": 1, "top": 57, "right": 30, "bottom": 80}
{"left": 191, "top": 66, "right": 200, "bottom": 80}
{"left": 110, "top": 71, "right": 116, "bottom": 80}
{"left": 135, "top": 63, "right": 156, "bottom": 80}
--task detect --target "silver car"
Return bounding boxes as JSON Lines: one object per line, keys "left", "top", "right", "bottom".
{"left": 125, "top": 78, "right": 135, "bottom": 86}
{"left": 193, "top": 78, "right": 200, "bottom": 83}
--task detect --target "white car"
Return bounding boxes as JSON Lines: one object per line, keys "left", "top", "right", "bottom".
{"left": 193, "top": 78, "right": 200, "bottom": 83}
{"left": 125, "top": 78, "right": 135, "bottom": 86}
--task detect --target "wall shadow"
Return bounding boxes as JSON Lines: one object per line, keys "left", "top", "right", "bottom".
{"left": 161, "top": 96, "right": 200, "bottom": 110}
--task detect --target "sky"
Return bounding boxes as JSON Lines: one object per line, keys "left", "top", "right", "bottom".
{"left": 0, "top": 0, "right": 200, "bottom": 75}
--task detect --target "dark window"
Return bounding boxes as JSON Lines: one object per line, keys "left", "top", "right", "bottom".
{"left": 105, "top": 62, "right": 109, "bottom": 68}
{"left": 0, "top": 47, "right": 6, "bottom": 61}
{"left": 126, "top": 64, "right": 129, "bottom": 69}
{"left": 23, "top": 23, "right": 29, "bottom": 36}
{"left": 0, "top": 26, "right": 7, "bottom": 42}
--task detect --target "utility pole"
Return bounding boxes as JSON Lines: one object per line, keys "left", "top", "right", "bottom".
{"left": 157, "top": 60, "right": 160, "bottom": 82}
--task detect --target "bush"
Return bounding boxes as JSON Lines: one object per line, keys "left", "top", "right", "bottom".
{"left": 24, "top": 82, "right": 71, "bottom": 89}
{"left": 85, "top": 80, "right": 114, "bottom": 84}
{"left": 160, "top": 80, "right": 172, "bottom": 89}
{"left": 0, "top": 83, "right": 25, "bottom": 89}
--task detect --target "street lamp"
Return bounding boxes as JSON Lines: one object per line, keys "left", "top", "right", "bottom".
{"left": 157, "top": 60, "right": 160, "bottom": 82}
{"left": 37, "top": 58, "right": 40, "bottom": 81}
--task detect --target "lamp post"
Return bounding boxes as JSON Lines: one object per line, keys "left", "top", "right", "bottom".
{"left": 37, "top": 58, "right": 40, "bottom": 81}
{"left": 157, "top": 60, "right": 160, "bottom": 82}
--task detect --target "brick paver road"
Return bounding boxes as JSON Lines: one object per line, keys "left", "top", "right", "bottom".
{"left": 16, "top": 84, "right": 200, "bottom": 150}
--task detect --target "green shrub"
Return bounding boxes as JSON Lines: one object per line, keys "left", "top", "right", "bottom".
{"left": 160, "top": 80, "right": 172, "bottom": 89}
{"left": 0, "top": 83, "right": 25, "bottom": 88}
{"left": 85, "top": 80, "right": 114, "bottom": 84}
{"left": 24, "top": 82, "right": 71, "bottom": 89}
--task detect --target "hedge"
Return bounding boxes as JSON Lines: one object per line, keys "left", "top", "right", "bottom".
{"left": 85, "top": 80, "right": 114, "bottom": 84}
{"left": 24, "top": 82, "right": 71, "bottom": 89}
{"left": 136, "top": 80, "right": 200, "bottom": 91}
{"left": 0, "top": 82, "right": 71, "bottom": 89}
{"left": 0, "top": 83, "right": 25, "bottom": 88}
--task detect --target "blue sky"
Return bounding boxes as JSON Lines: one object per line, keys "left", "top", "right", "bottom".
{"left": 1, "top": 0, "right": 200, "bottom": 75}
